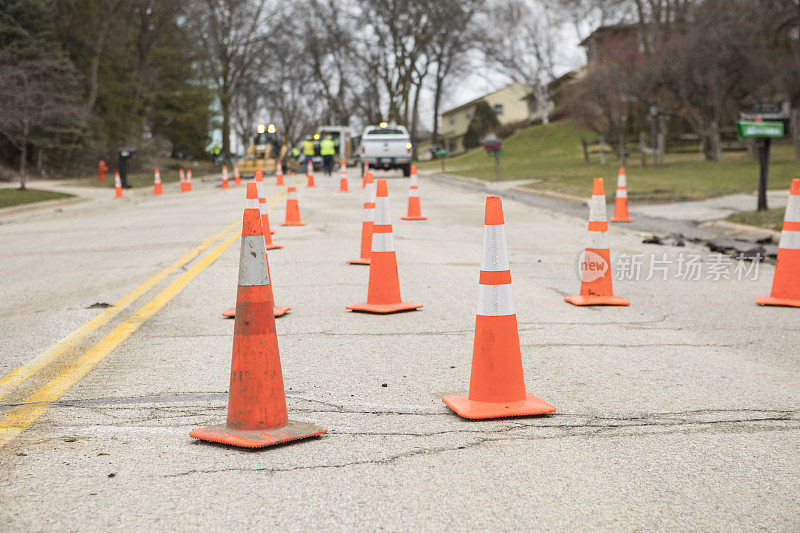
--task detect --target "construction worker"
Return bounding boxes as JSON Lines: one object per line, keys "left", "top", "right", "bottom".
{"left": 209, "top": 143, "right": 221, "bottom": 164}
{"left": 320, "top": 135, "right": 335, "bottom": 176}
{"left": 302, "top": 137, "right": 315, "bottom": 168}
{"left": 291, "top": 146, "right": 301, "bottom": 171}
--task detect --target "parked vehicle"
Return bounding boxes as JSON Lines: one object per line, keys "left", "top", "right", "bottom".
{"left": 360, "top": 123, "right": 412, "bottom": 176}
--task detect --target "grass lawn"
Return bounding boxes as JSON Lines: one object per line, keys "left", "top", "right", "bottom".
{"left": 420, "top": 120, "right": 800, "bottom": 202}
{"left": 0, "top": 188, "right": 74, "bottom": 209}
{"left": 726, "top": 207, "right": 785, "bottom": 232}
{"left": 80, "top": 159, "right": 219, "bottom": 188}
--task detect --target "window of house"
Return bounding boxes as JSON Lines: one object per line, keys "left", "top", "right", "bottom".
{"left": 448, "top": 114, "right": 455, "bottom": 125}
{"left": 465, "top": 108, "right": 472, "bottom": 120}
{"left": 493, "top": 104, "right": 504, "bottom": 115}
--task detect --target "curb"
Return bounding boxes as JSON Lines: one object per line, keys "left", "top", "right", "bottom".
{"left": 0, "top": 195, "right": 87, "bottom": 217}
{"left": 510, "top": 186, "right": 587, "bottom": 205}
{"left": 698, "top": 220, "right": 780, "bottom": 242}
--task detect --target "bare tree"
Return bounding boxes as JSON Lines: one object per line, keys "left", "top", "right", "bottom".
{"left": 0, "top": 53, "right": 83, "bottom": 188}
{"left": 481, "top": 0, "right": 561, "bottom": 124}
{"left": 194, "top": 0, "right": 276, "bottom": 155}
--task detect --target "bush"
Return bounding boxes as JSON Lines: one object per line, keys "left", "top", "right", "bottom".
{"left": 463, "top": 101, "right": 500, "bottom": 149}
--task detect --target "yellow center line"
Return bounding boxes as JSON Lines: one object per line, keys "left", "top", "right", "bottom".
{"left": 0, "top": 188, "right": 282, "bottom": 401}
{"left": 0, "top": 228, "right": 241, "bottom": 448}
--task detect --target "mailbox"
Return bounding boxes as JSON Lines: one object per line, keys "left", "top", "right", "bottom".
{"left": 117, "top": 147, "right": 137, "bottom": 188}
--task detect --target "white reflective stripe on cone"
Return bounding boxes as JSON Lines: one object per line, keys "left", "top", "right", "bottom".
{"left": 477, "top": 283, "right": 515, "bottom": 316}
{"left": 778, "top": 230, "right": 800, "bottom": 250}
{"left": 245, "top": 198, "right": 259, "bottom": 209}
{"left": 374, "top": 197, "right": 391, "bottom": 224}
{"left": 589, "top": 194, "right": 607, "bottom": 222}
{"left": 617, "top": 173, "right": 627, "bottom": 188}
{"left": 785, "top": 195, "right": 800, "bottom": 223}
{"left": 363, "top": 207, "right": 375, "bottom": 222}
{"left": 616, "top": 188, "right": 627, "bottom": 198}
{"left": 371, "top": 232, "right": 395, "bottom": 252}
{"left": 288, "top": 190, "right": 297, "bottom": 200}
{"left": 238, "top": 235, "right": 270, "bottom": 287}
{"left": 258, "top": 200, "right": 268, "bottom": 214}
{"left": 410, "top": 174, "right": 418, "bottom": 187}
{"left": 586, "top": 230, "right": 609, "bottom": 249}
{"left": 408, "top": 188, "right": 419, "bottom": 198}
{"left": 255, "top": 180, "right": 265, "bottom": 199}
{"left": 481, "top": 225, "right": 510, "bottom": 271}
{"left": 369, "top": 185, "right": 377, "bottom": 203}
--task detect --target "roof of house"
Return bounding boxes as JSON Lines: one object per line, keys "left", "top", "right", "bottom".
{"left": 441, "top": 82, "right": 531, "bottom": 116}
{"left": 579, "top": 24, "right": 640, "bottom": 47}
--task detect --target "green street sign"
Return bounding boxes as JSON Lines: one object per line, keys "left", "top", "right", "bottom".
{"left": 434, "top": 150, "right": 447, "bottom": 157}
{"left": 736, "top": 121, "right": 784, "bottom": 139}
{"left": 486, "top": 149, "right": 504, "bottom": 156}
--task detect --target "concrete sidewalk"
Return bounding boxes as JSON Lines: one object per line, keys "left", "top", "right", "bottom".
{"left": 1, "top": 170, "right": 798, "bottom": 530}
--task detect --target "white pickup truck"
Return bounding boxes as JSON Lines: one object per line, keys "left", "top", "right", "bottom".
{"left": 359, "top": 123, "right": 413, "bottom": 176}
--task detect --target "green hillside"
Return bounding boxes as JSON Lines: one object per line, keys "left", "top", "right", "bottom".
{"left": 420, "top": 121, "right": 799, "bottom": 202}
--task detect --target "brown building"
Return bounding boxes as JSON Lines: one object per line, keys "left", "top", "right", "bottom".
{"left": 580, "top": 24, "right": 650, "bottom": 69}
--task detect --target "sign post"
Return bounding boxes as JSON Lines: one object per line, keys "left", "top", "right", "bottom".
{"left": 482, "top": 135, "right": 503, "bottom": 181}
{"left": 736, "top": 120, "right": 785, "bottom": 211}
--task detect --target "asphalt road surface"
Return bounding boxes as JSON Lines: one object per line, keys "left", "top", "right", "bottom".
{"left": 1, "top": 170, "right": 798, "bottom": 530}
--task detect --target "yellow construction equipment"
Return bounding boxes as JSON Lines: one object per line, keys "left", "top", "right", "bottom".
{"left": 237, "top": 123, "right": 287, "bottom": 176}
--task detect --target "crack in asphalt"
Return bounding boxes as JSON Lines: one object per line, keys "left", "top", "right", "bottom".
{"left": 161, "top": 411, "right": 800, "bottom": 478}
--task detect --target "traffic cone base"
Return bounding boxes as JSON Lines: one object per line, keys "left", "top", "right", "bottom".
{"left": 346, "top": 301, "right": 421, "bottom": 314}
{"left": 222, "top": 305, "right": 291, "bottom": 318}
{"left": 756, "top": 296, "right": 800, "bottom": 307}
{"left": 442, "top": 392, "right": 555, "bottom": 420}
{"left": 564, "top": 294, "right": 630, "bottom": 306}
{"left": 347, "top": 221, "right": 373, "bottom": 265}
{"left": 189, "top": 420, "right": 326, "bottom": 449}
{"left": 346, "top": 258, "right": 370, "bottom": 265}
{"left": 280, "top": 221, "right": 306, "bottom": 226}
{"left": 400, "top": 214, "right": 428, "bottom": 220}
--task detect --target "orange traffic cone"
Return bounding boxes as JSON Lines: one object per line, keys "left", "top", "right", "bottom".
{"left": 281, "top": 175, "right": 306, "bottom": 226}
{"left": 194, "top": 182, "right": 324, "bottom": 448}
{"left": 221, "top": 165, "right": 229, "bottom": 189}
{"left": 276, "top": 160, "right": 284, "bottom": 186}
{"left": 306, "top": 160, "right": 316, "bottom": 187}
{"left": 114, "top": 172, "right": 123, "bottom": 198}
{"left": 610, "top": 167, "right": 632, "bottom": 222}
{"left": 233, "top": 164, "right": 241, "bottom": 186}
{"left": 222, "top": 183, "right": 288, "bottom": 319}
{"left": 361, "top": 161, "right": 370, "bottom": 189}
{"left": 186, "top": 169, "right": 193, "bottom": 192}
{"left": 347, "top": 178, "right": 422, "bottom": 314}
{"left": 338, "top": 160, "right": 349, "bottom": 192}
{"left": 565, "top": 177, "right": 629, "bottom": 306}
{"left": 757, "top": 178, "right": 800, "bottom": 307}
{"left": 179, "top": 168, "right": 186, "bottom": 192}
{"left": 400, "top": 164, "right": 427, "bottom": 220}
{"left": 153, "top": 168, "right": 163, "bottom": 195}
{"left": 442, "top": 196, "right": 555, "bottom": 419}
{"left": 347, "top": 173, "right": 375, "bottom": 265}
{"left": 254, "top": 169, "right": 274, "bottom": 234}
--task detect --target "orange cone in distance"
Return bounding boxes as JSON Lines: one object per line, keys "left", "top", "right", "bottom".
{"left": 194, "top": 182, "right": 324, "bottom": 448}
{"left": 222, "top": 182, "right": 288, "bottom": 319}
{"left": 610, "top": 167, "right": 633, "bottom": 222}
{"left": 114, "top": 172, "right": 123, "bottom": 198}
{"left": 442, "top": 196, "right": 555, "bottom": 419}
{"left": 281, "top": 175, "right": 306, "bottom": 226}
{"left": 400, "top": 164, "right": 427, "bottom": 220}
{"left": 254, "top": 169, "right": 274, "bottom": 234}
{"left": 347, "top": 173, "right": 375, "bottom": 265}
{"left": 757, "top": 178, "right": 800, "bottom": 307}
{"left": 565, "top": 177, "right": 630, "bottom": 306}
{"left": 338, "top": 160, "right": 349, "bottom": 192}
{"left": 347, "top": 178, "right": 422, "bottom": 314}
{"left": 362, "top": 161, "right": 369, "bottom": 189}
{"left": 179, "top": 168, "right": 186, "bottom": 192}
{"left": 306, "top": 160, "right": 316, "bottom": 187}
{"left": 221, "top": 165, "right": 229, "bottom": 189}
{"left": 233, "top": 164, "right": 241, "bottom": 186}
{"left": 153, "top": 168, "right": 163, "bottom": 195}
{"left": 276, "top": 160, "right": 284, "bottom": 186}
{"left": 186, "top": 169, "right": 192, "bottom": 192}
